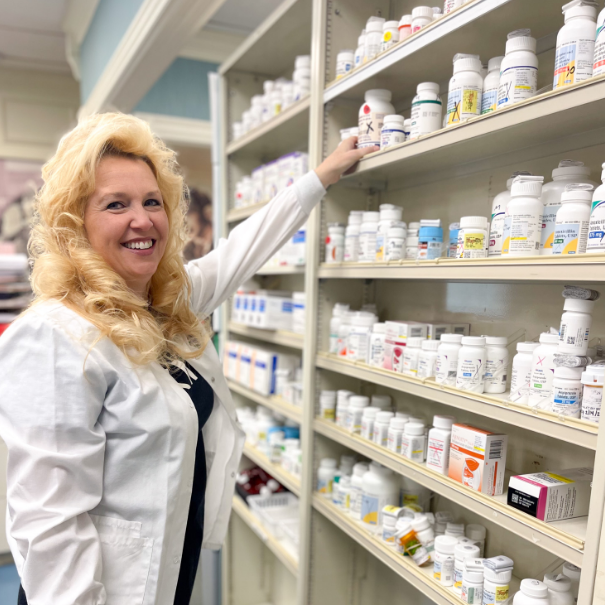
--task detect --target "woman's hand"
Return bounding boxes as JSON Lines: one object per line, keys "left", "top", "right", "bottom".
{"left": 315, "top": 137, "right": 379, "bottom": 189}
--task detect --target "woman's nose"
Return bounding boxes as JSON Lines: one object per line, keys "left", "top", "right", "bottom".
{"left": 129, "top": 205, "right": 154, "bottom": 230}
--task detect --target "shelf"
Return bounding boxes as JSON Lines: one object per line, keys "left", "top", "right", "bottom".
{"left": 232, "top": 495, "right": 299, "bottom": 576}
{"left": 324, "top": 0, "right": 559, "bottom": 104}
{"left": 314, "top": 418, "right": 586, "bottom": 567}
{"left": 257, "top": 264, "right": 305, "bottom": 276}
{"left": 316, "top": 354, "right": 598, "bottom": 450}
{"left": 227, "top": 202, "right": 268, "bottom": 224}
{"left": 226, "top": 96, "right": 310, "bottom": 158}
{"left": 341, "top": 76, "right": 605, "bottom": 186}
{"left": 243, "top": 443, "right": 302, "bottom": 496}
{"left": 318, "top": 255, "right": 605, "bottom": 282}
{"left": 227, "top": 379, "right": 303, "bottom": 424}
{"left": 229, "top": 322, "right": 304, "bottom": 350}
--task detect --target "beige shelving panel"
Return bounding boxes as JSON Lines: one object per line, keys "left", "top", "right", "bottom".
{"left": 218, "top": 1, "right": 605, "bottom": 604}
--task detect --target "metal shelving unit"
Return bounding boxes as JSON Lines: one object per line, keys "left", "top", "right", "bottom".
{"left": 228, "top": 322, "right": 304, "bottom": 350}
{"left": 243, "top": 443, "right": 302, "bottom": 496}
{"left": 227, "top": 379, "right": 303, "bottom": 423}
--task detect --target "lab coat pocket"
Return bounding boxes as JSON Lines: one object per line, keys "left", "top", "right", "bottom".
{"left": 91, "top": 515, "right": 153, "bottom": 605}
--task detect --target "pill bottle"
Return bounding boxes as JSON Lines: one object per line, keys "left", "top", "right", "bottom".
{"left": 581, "top": 363, "right": 604, "bottom": 422}
{"left": 594, "top": 3, "right": 605, "bottom": 76}
{"left": 436, "top": 333, "right": 464, "bottom": 385}
{"left": 347, "top": 311, "right": 377, "bottom": 362}
{"left": 509, "top": 342, "right": 540, "bottom": 404}
{"left": 355, "top": 32, "right": 366, "bottom": 67}
{"left": 395, "top": 520, "right": 431, "bottom": 564}
{"left": 401, "top": 118, "right": 411, "bottom": 140}
{"left": 372, "top": 394, "right": 392, "bottom": 410}
{"left": 382, "top": 505, "right": 405, "bottom": 544}
{"left": 369, "top": 323, "right": 387, "bottom": 367}
{"left": 386, "top": 222, "right": 407, "bottom": 261}
{"left": 335, "top": 389, "right": 353, "bottom": 427}
{"left": 350, "top": 462, "right": 370, "bottom": 519}
{"left": 317, "top": 458, "right": 338, "bottom": 496}
{"left": 554, "top": 0, "right": 597, "bottom": 89}
{"left": 444, "top": 0, "right": 464, "bottom": 14}
{"left": 448, "top": 222, "right": 460, "bottom": 257}
{"left": 457, "top": 216, "right": 489, "bottom": 259}
{"left": 481, "top": 56, "right": 504, "bottom": 114}
{"left": 320, "top": 390, "right": 337, "bottom": 420}
{"left": 337, "top": 314, "right": 353, "bottom": 356}
{"left": 587, "top": 161, "right": 605, "bottom": 253}
{"left": 410, "top": 82, "right": 443, "bottom": 139}
{"left": 376, "top": 204, "right": 404, "bottom": 260}
{"left": 484, "top": 336, "right": 509, "bottom": 394}
{"left": 427, "top": 415, "right": 455, "bottom": 474}
{"left": 462, "top": 559, "right": 485, "bottom": 604}
{"left": 497, "top": 29, "right": 538, "bottom": 109}
{"left": 341, "top": 454, "right": 356, "bottom": 476}
{"left": 401, "top": 422, "right": 426, "bottom": 462}
{"left": 418, "top": 339, "right": 441, "bottom": 378}
{"left": 373, "top": 411, "right": 395, "bottom": 446}
{"left": 387, "top": 417, "right": 408, "bottom": 453}
{"left": 483, "top": 556, "right": 513, "bottom": 605}
{"left": 551, "top": 366, "right": 584, "bottom": 418}
{"left": 406, "top": 235, "right": 419, "bottom": 259}
{"left": 559, "top": 298, "right": 594, "bottom": 355}
{"left": 528, "top": 333, "right": 561, "bottom": 409}
{"left": 418, "top": 225, "right": 443, "bottom": 259}
{"left": 543, "top": 573, "right": 574, "bottom": 605}
{"left": 408, "top": 221, "right": 421, "bottom": 236}
{"left": 364, "top": 17, "right": 385, "bottom": 62}
{"left": 382, "top": 20, "right": 400, "bottom": 52}
{"left": 360, "top": 407, "right": 379, "bottom": 439}
{"left": 330, "top": 303, "right": 350, "bottom": 354}
{"left": 358, "top": 89, "right": 395, "bottom": 148}
{"left": 336, "top": 49, "right": 355, "bottom": 79}
{"left": 380, "top": 115, "right": 405, "bottom": 149}
{"left": 506, "top": 175, "right": 545, "bottom": 256}
{"left": 358, "top": 211, "right": 380, "bottom": 261}
{"left": 344, "top": 223, "right": 360, "bottom": 262}
{"left": 325, "top": 222, "right": 345, "bottom": 263}
{"left": 541, "top": 160, "right": 595, "bottom": 254}
{"left": 553, "top": 184, "right": 593, "bottom": 255}
{"left": 412, "top": 6, "right": 434, "bottom": 32}
{"left": 433, "top": 535, "right": 458, "bottom": 586}
{"left": 456, "top": 336, "right": 487, "bottom": 393}
{"left": 349, "top": 210, "right": 364, "bottom": 225}
{"left": 411, "top": 514, "right": 435, "bottom": 554}
{"left": 346, "top": 395, "right": 370, "bottom": 433}
{"left": 445, "top": 522, "right": 465, "bottom": 538}
{"left": 361, "top": 464, "right": 400, "bottom": 530}
{"left": 561, "top": 562, "right": 581, "bottom": 602}
{"left": 339, "top": 476, "right": 352, "bottom": 510}
{"left": 465, "top": 523, "right": 486, "bottom": 557}
{"left": 447, "top": 54, "right": 483, "bottom": 126}
{"left": 513, "top": 579, "right": 549, "bottom": 604}
{"left": 454, "top": 543, "right": 481, "bottom": 594}
{"left": 403, "top": 337, "right": 426, "bottom": 376}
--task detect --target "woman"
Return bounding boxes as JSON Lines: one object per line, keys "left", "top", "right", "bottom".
{"left": 0, "top": 113, "right": 376, "bottom": 604}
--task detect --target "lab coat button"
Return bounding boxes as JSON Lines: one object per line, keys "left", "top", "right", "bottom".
{"left": 173, "top": 556, "right": 181, "bottom": 565}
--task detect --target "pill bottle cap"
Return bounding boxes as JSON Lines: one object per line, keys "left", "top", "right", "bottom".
{"left": 582, "top": 364, "right": 605, "bottom": 385}
{"left": 411, "top": 514, "right": 431, "bottom": 531}
{"left": 353, "top": 462, "right": 370, "bottom": 476}
{"left": 348, "top": 395, "right": 370, "bottom": 409}
{"left": 563, "top": 298, "right": 595, "bottom": 313}
{"left": 364, "top": 89, "right": 392, "bottom": 102}
{"left": 388, "top": 225, "right": 406, "bottom": 238}
{"left": 459, "top": 216, "right": 488, "bottom": 230}
{"left": 561, "top": 183, "right": 594, "bottom": 203}
{"left": 362, "top": 211, "right": 380, "bottom": 222}
{"left": 412, "top": 6, "right": 434, "bottom": 19}
{"left": 389, "top": 417, "right": 408, "bottom": 430}
{"left": 399, "top": 14, "right": 413, "bottom": 26}
{"left": 320, "top": 458, "right": 337, "bottom": 468}
{"left": 465, "top": 524, "right": 487, "bottom": 540}
{"left": 348, "top": 210, "right": 364, "bottom": 225}
{"left": 562, "top": 562, "right": 582, "bottom": 581}
{"left": 433, "top": 415, "right": 455, "bottom": 430}
{"left": 455, "top": 542, "right": 480, "bottom": 559}
{"left": 421, "top": 340, "right": 441, "bottom": 351}
{"left": 517, "top": 341, "right": 540, "bottom": 353}
{"left": 376, "top": 411, "right": 395, "bottom": 423}
{"left": 506, "top": 29, "right": 537, "bottom": 54}
{"left": 440, "top": 333, "right": 464, "bottom": 344}
{"left": 461, "top": 336, "right": 486, "bottom": 346}
{"left": 328, "top": 222, "right": 346, "bottom": 231}
{"left": 539, "top": 332, "right": 560, "bottom": 345}
{"left": 418, "top": 226, "right": 443, "bottom": 238}
{"left": 405, "top": 422, "right": 425, "bottom": 436}
{"left": 463, "top": 562, "right": 485, "bottom": 584}
{"left": 295, "top": 55, "right": 311, "bottom": 69}
{"left": 453, "top": 54, "right": 482, "bottom": 74}
{"left": 552, "top": 159, "right": 592, "bottom": 179}
{"left": 507, "top": 170, "right": 533, "bottom": 189}
{"left": 417, "top": 81, "right": 440, "bottom": 94}
{"left": 562, "top": 0, "right": 598, "bottom": 21}
{"left": 320, "top": 390, "right": 336, "bottom": 400}
{"left": 406, "top": 337, "right": 425, "bottom": 348}
{"left": 520, "top": 579, "right": 548, "bottom": 597}
{"left": 384, "top": 20, "right": 399, "bottom": 29}
{"left": 486, "top": 336, "right": 508, "bottom": 346}
{"left": 435, "top": 535, "right": 458, "bottom": 554}
{"left": 510, "top": 175, "right": 544, "bottom": 198}
{"left": 383, "top": 114, "right": 405, "bottom": 127}
{"left": 554, "top": 366, "right": 584, "bottom": 380}
{"left": 543, "top": 573, "right": 573, "bottom": 592}
{"left": 372, "top": 322, "right": 387, "bottom": 334}
{"left": 380, "top": 204, "right": 403, "bottom": 219}
{"left": 487, "top": 56, "right": 504, "bottom": 72}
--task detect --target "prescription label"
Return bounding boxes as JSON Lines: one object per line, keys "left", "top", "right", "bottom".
{"left": 581, "top": 385, "right": 602, "bottom": 422}
{"left": 482, "top": 585, "right": 509, "bottom": 604}
{"left": 509, "top": 213, "right": 541, "bottom": 254}
{"left": 358, "top": 109, "right": 386, "bottom": 147}
{"left": 481, "top": 88, "right": 498, "bottom": 114}
{"left": 553, "top": 220, "right": 589, "bottom": 255}
{"left": 458, "top": 232, "right": 486, "bottom": 259}
{"left": 361, "top": 494, "right": 379, "bottom": 525}
{"left": 497, "top": 66, "right": 538, "bottom": 107}
{"left": 447, "top": 86, "right": 481, "bottom": 125}
{"left": 594, "top": 25, "right": 605, "bottom": 74}
{"left": 554, "top": 42, "right": 577, "bottom": 88}
{"left": 552, "top": 385, "right": 582, "bottom": 417}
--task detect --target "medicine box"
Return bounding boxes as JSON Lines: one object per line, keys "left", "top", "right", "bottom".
{"left": 251, "top": 349, "right": 279, "bottom": 395}
{"left": 507, "top": 467, "right": 593, "bottom": 522}
{"left": 255, "top": 290, "right": 293, "bottom": 331}
{"left": 251, "top": 165, "right": 265, "bottom": 204}
{"left": 426, "top": 323, "right": 451, "bottom": 340}
{"left": 450, "top": 323, "right": 471, "bottom": 336}
{"left": 383, "top": 321, "right": 429, "bottom": 371}
{"left": 448, "top": 424, "right": 508, "bottom": 496}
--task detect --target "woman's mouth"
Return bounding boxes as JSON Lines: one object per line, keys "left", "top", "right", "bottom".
{"left": 121, "top": 239, "right": 157, "bottom": 255}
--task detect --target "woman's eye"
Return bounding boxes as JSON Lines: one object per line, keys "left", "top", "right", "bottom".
{"left": 145, "top": 198, "right": 162, "bottom": 207}
{"left": 107, "top": 201, "right": 124, "bottom": 210}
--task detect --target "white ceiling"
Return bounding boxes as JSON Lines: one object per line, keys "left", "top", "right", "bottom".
{"left": 205, "top": 0, "right": 284, "bottom": 34}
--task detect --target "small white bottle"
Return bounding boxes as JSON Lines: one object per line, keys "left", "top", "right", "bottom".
{"left": 381, "top": 20, "right": 400, "bottom": 51}
{"left": 554, "top": 0, "right": 597, "bottom": 89}
{"left": 506, "top": 175, "right": 545, "bottom": 256}
{"left": 456, "top": 336, "right": 487, "bottom": 393}
{"left": 373, "top": 411, "right": 395, "bottom": 447}
{"left": 454, "top": 543, "right": 481, "bottom": 595}
{"left": 509, "top": 342, "right": 540, "bottom": 404}
{"left": 484, "top": 336, "right": 509, "bottom": 394}
{"left": 497, "top": 29, "right": 538, "bottom": 109}
{"left": 346, "top": 395, "right": 370, "bottom": 433}
{"left": 417, "top": 339, "right": 441, "bottom": 378}
{"left": 551, "top": 366, "right": 584, "bottom": 418}
{"left": 376, "top": 204, "right": 404, "bottom": 261}
{"left": 411, "top": 514, "right": 435, "bottom": 554}
{"left": 336, "top": 50, "right": 355, "bottom": 79}
{"left": 411, "top": 6, "right": 434, "bottom": 32}
{"left": 465, "top": 524, "right": 487, "bottom": 557}
{"left": 319, "top": 390, "right": 337, "bottom": 421}
{"left": 317, "top": 458, "right": 338, "bottom": 497}
{"left": 483, "top": 556, "right": 514, "bottom": 605}
{"left": 443, "top": 0, "right": 464, "bottom": 14}
{"left": 433, "top": 535, "right": 458, "bottom": 587}
{"left": 330, "top": 303, "right": 350, "bottom": 354}
{"left": 559, "top": 298, "right": 594, "bottom": 355}
{"left": 513, "top": 579, "right": 549, "bottom": 604}
{"left": 369, "top": 323, "right": 387, "bottom": 367}
{"left": 403, "top": 118, "right": 412, "bottom": 140}
{"left": 325, "top": 222, "right": 345, "bottom": 262}
{"left": 481, "top": 56, "right": 504, "bottom": 114}
{"left": 553, "top": 184, "right": 593, "bottom": 255}
{"left": 387, "top": 417, "right": 408, "bottom": 454}
{"left": 358, "top": 89, "right": 395, "bottom": 148}
{"left": 594, "top": 3, "right": 605, "bottom": 76}
{"left": 335, "top": 390, "right": 353, "bottom": 427}
{"left": 354, "top": 32, "right": 366, "bottom": 68}
{"left": 436, "top": 333, "right": 464, "bottom": 385}
{"left": 361, "top": 407, "right": 380, "bottom": 439}
{"left": 386, "top": 222, "right": 407, "bottom": 261}
{"left": 406, "top": 235, "right": 419, "bottom": 259}
{"left": 358, "top": 211, "right": 380, "bottom": 261}
{"left": 543, "top": 573, "right": 575, "bottom": 605}
{"left": 581, "top": 364, "right": 604, "bottom": 422}
{"left": 372, "top": 394, "right": 392, "bottom": 411}
{"left": 561, "top": 562, "right": 581, "bottom": 603}
{"left": 528, "top": 333, "right": 561, "bottom": 409}
{"left": 586, "top": 161, "right": 605, "bottom": 253}
{"left": 447, "top": 54, "right": 483, "bottom": 127}
{"left": 403, "top": 337, "right": 425, "bottom": 377}
{"left": 398, "top": 14, "right": 413, "bottom": 40}
{"left": 344, "top": 223, "right": 360, "bottom": 262}
{"left": 410, "top": 82, "right": 443, "bottom": 139}
{"left": 347, "top": 311, "right": 378, "bottom": 362}
{"left": 461, "top": 559, "right": 485, "bottom": 604}
{"left": 426, "top": 415, "right": 455, "bottom": 474}
{"left": 349, "top": 462, "right": 370, "bottom": 519}
{"left": 380, "top": 115, "right": 406, "bottom": 149}
{"left": 457, "top": 216, "right": 489, "bottom": 259}
{"left": 364, "top": 18, "right": 386, "bottom": 62}
{"left": 361, "top": 464, "right": 400, "bottom": 530}
{"left": 401, "top": 422, "right": 426, "bottom": 462}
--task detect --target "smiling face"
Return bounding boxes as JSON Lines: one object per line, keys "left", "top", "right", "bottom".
{"left": 84, "top": 156, "right": 169, "bottom": 298}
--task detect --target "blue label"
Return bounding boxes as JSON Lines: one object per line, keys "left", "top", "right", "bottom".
{"left": 282, "top": 301, "right": 293, "bottom": 313}
{"left": 293, "top": 230, "right": 306, "bottom": 243}
{"left": 259, "top": 300, "right": 266, "bottom": 312}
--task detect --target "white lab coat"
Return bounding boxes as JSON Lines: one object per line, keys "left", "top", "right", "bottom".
{"left": 0, "top": 171, "right": 325, "bottom": 605}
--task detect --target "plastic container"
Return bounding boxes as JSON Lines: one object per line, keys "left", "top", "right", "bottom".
{"left": 381, "top": 20, "right": 400, "bottom": 51}
{"left": 461, "top": 559, "right": 485, "bottom": 604}
{"left": 447, "top": 54, "right": 483, "bottom": 126}
{"left": 336, "top": 49, "right": 355, "bottom": 78}
{"left": 553, "top": 184, "right": 593, "bottom": 255}
{"left": 449, "top": 222, "right": 461, "bottom": 257}
{"left": 350, "top": 462, "right": 370, "bottom": 519}
{"left": 554, "top": 0, "right": 597, "bottom": 89}
{"left": 319, "top": 390, "right": 337, "bottom": 421}
{"left": 406, "top": 235, "right": 419, "bottom": 259}
{"left": 380, "top": 115, "right": 406, "bottom": 149}
{"left": 329, "top": 303, "right": 350, "bottom": 354}
{"left": 346, "top": 395, "right": 370, "bottom": 433}
{"left": 433, "top": 535, "right": 458, "bottom": 586}
{"left": 398, "top": 15, "right": 413, "bottom": 40}
{"left": 376, "top": 204, "right": 404, "bottom": 261}
{"left": 454, "top": 543, "right": 481, "bottom": 594}
{"left": 427, "top": 415, "right": 455, "bottom": 475}
{"left": 581, "top": 363, "right": 604, "bottom": 422}
{"left": 509, "top": 342, "right": 540, "bottom": 403}
{"left": 484, "top": 336, "right": 509, "bottom": 394}
{"left": 417, "top": 339, "right": 441, "bottom": 378}
{"left": 325, "top": 222, "right": 345, "bottom": 263}
{"left": 561, "top": 562, "right": 581, "bottom": 602}
{"left": 410, "top": 82, "right": 442, "bottom": 139}
{"left": 411, "top": 514, "right": 435, "bottom": 554}
{"left": 456, "top": 336, "right": 487, "bottom": 393}
{"left": 394, "top": 519, "right": 430, "bottom": 564}
{"left": 403, "top": 336, "right": 425, "bottom": 376}
{"left": 541, "top": 160, "right": 595, "bottom": 254}
{"left": 497, "top": 29, "right": 538, "bottom": 109}
{"left": 465, "top": 523, "right": 486, "bottom": 557}
{"left": 354, "top": 32, "right": 366, "bottom": 68}
{"left": 483, "top": 556, "right": 514, "bottom": 605}
{"left": 386, "top": 222, "right": 407, "bottom": 261}
{"left": 401, "top": 422, "right": 426, "bottom": 462}
{"left": 528, "top": 333, "right": 561, "bottom": 408}
{"left": 551, "top": 366, "right": 584, "bottom": 418}
{"left": 457, "top": 216, "right": 489, "bottom": 259}
{"left": 481, "top": 56, "right": 504, "bottom": 114}
{"left": 373, "top": 411, "right": 395, "bottom": 447}
{"left": 369, "top": 323, "right": 387, "bottom": 368}
{"left": 444, "top": 0, "right": 464, "bottom": 14}
{"left": 418, "top": 225, "right": 443, "bottom": 260}
{"left": 359, "top": 211, "right": 380, "bottom": 261}
{"left": 317, "top": 458, "right": 338, "bottom": 497}
{"left": 358, "top": 89, "right": 395, "bottom": 148}
{"left": 365, "top": 18, "right": 386, "bottom": 62}
{"left": 387, "top": 417, "right": 408, "bottom": 454}
{"left": 559, "top": 297, "right": 594, "bottom": 355}
{"left": 513, "top": 579, "right": 549, "bottom": 604}
{"left": 347, "top": 311, "right": 378, "bottom": 362}
{"left": 505, "top": 175, "right": 544, "bottom": 256}
{"left": 361, "top": 464, "right": 400, "bottom": 529}
{"left": 436, "top": 333, "right": 464, "bottom": 385}
{"left": 344, "top": 223, "right": 360, "bottom": 262}
{"left": 412, "top": 6, "right": 434, "bottom": 32}
{"left": 594, "top": 3, "right": 605, "bottom": 76}
{"left": 403, "top": 119, "right": 412, "bottom": 140}
{"left": 587, "top": 161, "right": 605, "bottom": 253}
{"left": 335, "top": 389, "right": 353, "bottom": 427}
{"left": 543, "top": 573, "right": 574, "bottom": 605}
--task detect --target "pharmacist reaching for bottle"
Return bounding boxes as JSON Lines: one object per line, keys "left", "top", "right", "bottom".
{"left": 0, "top": 113, "right": 377, "bottom": 605}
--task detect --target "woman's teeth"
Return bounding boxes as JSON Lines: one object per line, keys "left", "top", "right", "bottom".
{"left": 124, "top": 240, "right": 153, "bottom": 249}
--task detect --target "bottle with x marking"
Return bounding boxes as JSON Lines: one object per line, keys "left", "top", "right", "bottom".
{"left": 446, "top": 54, "right": 483, "bottom": 127}
{"left": 358, "top": 89, "right": 395, "bottom": 148}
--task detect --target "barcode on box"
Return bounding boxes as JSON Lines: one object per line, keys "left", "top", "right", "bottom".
{"left": 489, "top": 440, "right": 503, "bottom": 460}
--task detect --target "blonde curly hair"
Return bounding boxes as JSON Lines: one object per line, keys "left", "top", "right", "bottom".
{"left": 28, "top": 112, "right": 210, "bottom": 365}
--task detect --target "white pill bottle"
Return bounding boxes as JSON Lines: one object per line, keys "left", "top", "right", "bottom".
{"left": 426, "top": 414, "right": 455, "bottom": 475}
{"left": 586, "top": 161, "right": 605, "bottom": 253}
{"left": 506, "top": 175, "right": 544, "bottom": 256}
{"left": 447, "top": 54, "right": 483, "bottom": 127}
{"left": 354, "top": 32, "right": 366, "bottom": 68}
{"left": 358, "top": 89, "right": 395, "bottom": 148}
{"left": 559, "top": 297, "right": 594, "bottom": 355}
{"left": 436, "top": 333, "right": 464, "bottom": 385}
{"left": 361, "top": 463, "right": 400, "bottom": 531}
{"left": 410, "top": 82, "right": 443, "bottom": 139}
{"left": 457, "top": 216, "right": 489, "bottom": 259}
{"left": 513, "top": 579, "right": 550, "bottom": 604}
{"left": 581, "top": 363, "right": 605, "bottom": 422}
{"left": 509, "top": 341, "right": 540, "bottom": 404}
{"left": 551, "top": 366, "right": 584, "bottom": 418}
{"left": 554, "top": 0, "right": 597, "bottom": 89}
{"left": 376, "top": 204, "right": 404, "bottom": 261}
{"left": 497, "top": 29, "right": 538, "bottom": 109}
{"left": 380, "top": 115, "right": 406, "bottom": 149}
{"left": 336, "top": 50, "right": 355, "bottom": 78}
{"left": 553, "top": 184, "right": 593, "bottom": 255}
{"left": 528, "top": 333, "right": 560, "bottom": 409}
{"left": 456, "top": 336, "right": 487, "bottom": 393}
{"left": 594, "top": 2, "right": 605, "bottom": 76}
{"left": 484, "top": 335, "right": 509, "bottom": 394}
{"left": 481, "top": 56, "right": 504, "bottom": 114}
{"left": 543, "top": 573, "right": 575, "bottom": 605}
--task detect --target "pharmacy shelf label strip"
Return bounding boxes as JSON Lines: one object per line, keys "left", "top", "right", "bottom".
{"left": 315, "top": 354, "right": 598, "bottom": 450}
{"left": 243, "top": 443, "right": 302, "bottom": 496}
{"left": 227, "top": 379, "right": 303, "bottom": 423}
{"left": 313, "top": 419, "right": 585, "bottom": 567}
